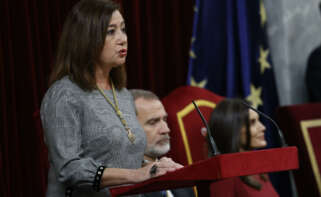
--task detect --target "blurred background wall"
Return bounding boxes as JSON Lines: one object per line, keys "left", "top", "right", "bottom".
{"left": 264, "top": 0, "right": 321, "bottom": 105}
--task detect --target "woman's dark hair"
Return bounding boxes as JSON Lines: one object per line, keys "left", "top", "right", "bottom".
{"left": 49, "top": 0, "right": 126, "bottom": 90}
{"left": 207, "top": 98, "right": 267, "bottom": 190}
{"left": 208, "top": 98, "right": 250, "bottom": 154}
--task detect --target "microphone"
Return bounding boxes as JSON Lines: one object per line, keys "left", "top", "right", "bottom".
{"left": 192, "top": 100, "right": 220, "bottom": 156}
{"left": 241, "top": 101, "right": 287, "bottom": 147}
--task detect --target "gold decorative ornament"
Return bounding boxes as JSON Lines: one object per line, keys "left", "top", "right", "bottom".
{"left": 97, "top": 80, "right": 135, "bottom": 143}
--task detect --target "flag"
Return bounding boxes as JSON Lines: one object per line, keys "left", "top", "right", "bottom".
{"left": 187, "top": 0, "right": 291, "bottom": 196}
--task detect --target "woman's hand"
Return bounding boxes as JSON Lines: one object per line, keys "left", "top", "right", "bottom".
{"left": 157, "top": 157, "right": 183, "bottom": 173}
{"left": 133, "top": 157, "right": 183, "bottom": 183}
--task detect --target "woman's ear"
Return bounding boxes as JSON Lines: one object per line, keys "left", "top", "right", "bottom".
{"left": 201, "top": 127, "right": 210, "bottom": 158}
{"left": 201, "top": 127, "right": 207, "bottom": 137}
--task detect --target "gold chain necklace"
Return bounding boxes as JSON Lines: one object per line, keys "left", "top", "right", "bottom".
{"left": 97, "top": 81, "right": 136, "bottom": 143}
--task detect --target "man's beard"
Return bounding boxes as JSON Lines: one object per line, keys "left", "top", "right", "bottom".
{"left": 145, "top": 140, "right": 170, "bottom": 158}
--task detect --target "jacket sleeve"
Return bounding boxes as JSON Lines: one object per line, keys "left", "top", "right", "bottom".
{"left": 40, "top": 87, "right": 101, "bottom": 189}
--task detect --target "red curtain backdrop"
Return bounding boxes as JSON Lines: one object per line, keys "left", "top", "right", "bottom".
{"left": 0, "top": 0, "right": 194, "bottom": 196}
{"left": 122, "top": 0, "right": 194, "bottom": 97}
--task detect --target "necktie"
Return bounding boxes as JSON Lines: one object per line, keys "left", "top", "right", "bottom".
{"left": 161, "top": 190, "right": 174, "bottom": 197}
{"left": 161, "top": 190, "right": 167, "bottom": 197}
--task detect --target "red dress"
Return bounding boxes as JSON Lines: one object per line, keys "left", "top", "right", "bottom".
{"left": 210, "top": 175, "right": 279, "bottom": 197}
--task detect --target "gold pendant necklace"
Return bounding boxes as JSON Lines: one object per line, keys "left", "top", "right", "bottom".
{"left": 97, "top": 81, "right": 136, "bottom": 143}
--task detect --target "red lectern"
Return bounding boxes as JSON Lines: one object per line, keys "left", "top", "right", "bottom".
{"left": 110, "top": 147, "right": 298, "bottom": 197}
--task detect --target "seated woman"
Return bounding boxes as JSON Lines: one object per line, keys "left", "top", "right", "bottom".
{"left": 206, "top": 98, "right": 279, "bottom": 197}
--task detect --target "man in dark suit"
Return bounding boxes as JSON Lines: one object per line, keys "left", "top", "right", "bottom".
{"left": 306, "top": 2, "right": 321, "bottom": 102}
{"left": 131, "top": 89, "right": 195, "bottom": 197}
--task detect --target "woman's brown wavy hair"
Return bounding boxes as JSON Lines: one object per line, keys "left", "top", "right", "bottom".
{"left": 49, "top": 0, "right": 126, "bottom": 90}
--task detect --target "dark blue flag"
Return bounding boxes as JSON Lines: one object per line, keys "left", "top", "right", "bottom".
{"left": 187, "top": 0, "right": 292, "bottom": 196}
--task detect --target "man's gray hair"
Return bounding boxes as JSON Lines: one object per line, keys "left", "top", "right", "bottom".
{"left": 130, "top": 89, "right": 160, "bottom": 101}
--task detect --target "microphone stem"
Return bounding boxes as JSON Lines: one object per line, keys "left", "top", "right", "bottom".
{"left": 192, "top": 101, "right": 220, "bottom": 156}
{"left": 241, "top": 101, "right": 288, "bottom": 147}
